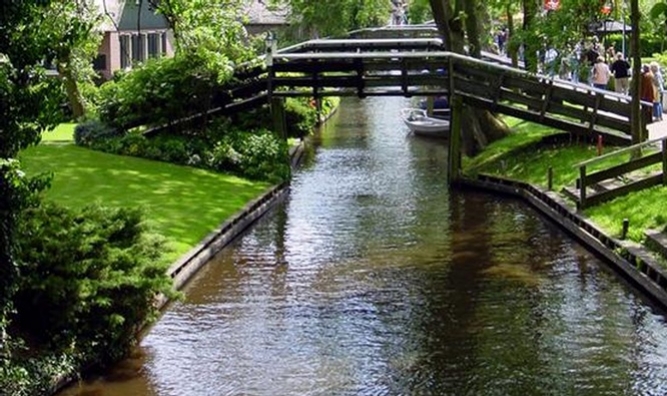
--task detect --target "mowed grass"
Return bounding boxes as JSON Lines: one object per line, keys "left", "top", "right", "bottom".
{"left": 20, "top": 144, "right": 271, "bottom": 263}
{"left": 41, "top": 123, "right": 76, "bottom": 142}
{"left": 463, "top": 116, "right": 667, "bottom": 246}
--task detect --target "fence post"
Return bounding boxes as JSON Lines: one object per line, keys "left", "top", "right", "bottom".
{"left": 579, "top": 165, "right": 587, "bottom": 209}
{"left": 271, "top": 97, "right": 287, "bottom": 140}
{"left": 448, "top": 95, "right": 463, "bottom": 182}
{"left": 547, "top": 166, "right": 553, "bottom": 191}
{"left": 662, "top": 138, "right": 667, "bottom": 186}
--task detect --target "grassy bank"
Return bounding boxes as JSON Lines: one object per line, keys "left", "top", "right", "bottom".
{"left": 20, "top": 136, "right": 270, "bottom": 264}
{"left": 464, "top": 117, "right": 667, "bottom": 245}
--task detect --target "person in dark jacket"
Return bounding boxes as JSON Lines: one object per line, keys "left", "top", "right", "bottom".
{"left": 610, "top": 53, "right": 631, "bottom": 95}
{"left": 640, "top": 65, "right": 655, "bottom": 124}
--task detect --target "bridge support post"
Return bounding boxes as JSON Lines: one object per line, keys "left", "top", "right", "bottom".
{"left": 271, "top": 97, "right": 287, "bottom": 140}
{"left": 448, "top": 95, "right": 463, "bottom": 182}
{"left": 426, "top": 96, "right": 434, "bottom": 117}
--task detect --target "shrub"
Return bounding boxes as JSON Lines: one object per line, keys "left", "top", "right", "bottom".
{"left": 284, "top": 98, "right": 318, "bottom": 138}
{"left": 97, "top": 52, "right": 232, "bottom": 130}
{"left": 606, "top": 33, "right": 665, "bottom": 57}
{"left": 207, "top": 128, "right": 290, "bottom": 183}
{"left": 74, "top": 120, "right": 121, "bottom": 147}
{"left": 15, "top": 202, "right": 174, "bottom": 364}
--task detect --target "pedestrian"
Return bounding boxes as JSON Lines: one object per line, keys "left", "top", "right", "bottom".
{"left": 591, "top": 56, "right": 610, "bottom": 90}
{"left": 650, "top": 61, "right": 664, "bottom": 121}
{"left": 640, "top": 65, "right": 655, "bottom": 124}
{"left": 569, "top": 42, "right": 582, "bottom": 83}
{"left": 544, "top": 44, "right": 559, "bottom": 77}
{"left": 610, "top": 52, "right": 631, "bottom": 95}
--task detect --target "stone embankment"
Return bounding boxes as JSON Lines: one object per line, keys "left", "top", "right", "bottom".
{"left": 161, "top": 141, "right": 307, "bottom": 304}
{"left": 458, "top": 174, "right": 667, "bottom": 310}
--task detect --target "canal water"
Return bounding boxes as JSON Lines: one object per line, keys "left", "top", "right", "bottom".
{"left": 62, "top": 97, "right": 667, "bottom": 396}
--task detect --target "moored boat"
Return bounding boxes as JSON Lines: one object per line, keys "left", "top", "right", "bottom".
{"left": 401, "top": 108, "right": 450, "bottom": 138}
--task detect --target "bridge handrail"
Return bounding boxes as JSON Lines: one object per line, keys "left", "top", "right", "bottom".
{"left": 272, "top": 50, "right": 644, "bottom": 103}
{"left": 574, "top": 135, "right": 667, "bottom": 168}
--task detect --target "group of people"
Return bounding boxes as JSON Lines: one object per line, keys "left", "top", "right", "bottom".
{"left": 541, "top": 38, "right": 664, "bottom": 123}
{"left": 640, "top": 62, "right": 665, "bottom": 122}
{"left": 586, "top": 55, "right": 664, "bottom": 122}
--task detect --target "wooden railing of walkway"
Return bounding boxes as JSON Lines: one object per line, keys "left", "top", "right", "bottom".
{"left": 269, "top": 49, "right": 647, "bottom": 143}
{"left": 144, "top": 26, "right": 649, "bottom": 146}
{"left": 563, "top": 136, "right": 667, "bottom": 208}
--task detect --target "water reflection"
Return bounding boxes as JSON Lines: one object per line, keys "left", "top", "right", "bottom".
{"left": 61, "top": 97, "right": 667, "bottom": 396}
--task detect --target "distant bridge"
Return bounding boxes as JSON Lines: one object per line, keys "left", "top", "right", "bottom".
{"left": 146, "top": 24, "right": 650, "bottom": 153}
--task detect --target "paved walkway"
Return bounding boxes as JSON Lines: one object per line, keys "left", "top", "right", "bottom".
{"left": 648, "top": 119, "right": 667, "bottom": 141}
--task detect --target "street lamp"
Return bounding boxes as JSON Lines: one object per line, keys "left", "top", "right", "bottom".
{"left": 264, "top": 31, "right": 277, "bottom": 67}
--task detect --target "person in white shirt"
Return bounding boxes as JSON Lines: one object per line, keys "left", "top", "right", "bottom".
{"left": 591, "top": 56, "right": 610, "bottom": 90}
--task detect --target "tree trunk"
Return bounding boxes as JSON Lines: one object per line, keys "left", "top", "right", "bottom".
{"left": 630, "top": 0, "right": 643, "bottom": 145}
{"left": 506, "top": 2, "right": 518, "bottom": 68}
{"left": 429, "top": 0, "right": 511, "bottom": 156}
{"left": 57, "top": 62, "right": 85, "bottom": 119}
{"left": 522, "top": 0, "right": 539, "bottom": 73}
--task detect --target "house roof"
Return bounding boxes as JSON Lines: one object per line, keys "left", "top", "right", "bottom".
{"left": 93, "top": 0, "right": 124, "bottom": 31}
{"left": 242, "top": 0, "right": 289, "bottom": 25}
{"left": 94, "top": 0, "right": 168, "bottom": 32}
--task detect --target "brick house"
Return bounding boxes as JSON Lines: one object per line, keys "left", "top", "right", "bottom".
{"left": 94, "top": 0, "right": 175, "bottom": 80}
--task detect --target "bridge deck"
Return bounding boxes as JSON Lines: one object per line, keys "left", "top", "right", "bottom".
{"left": 267, "top": 50, "right": 647, "bottom": 142}
{"left": 143, "top": 25, "right": 648, "bottom": 145}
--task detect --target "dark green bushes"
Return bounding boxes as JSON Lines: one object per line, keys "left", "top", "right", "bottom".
{"left": 207, "top": 128, "right": 290, "bottom": 183}
{"left": 97, "top": 53, "right": 226, "bottom": 130}
{"left": 14, "top": 202, "right": 173, "bottom": 364}
{"left": 606, "top": 33, "right": 665, "bottom": 57}
{"left": 74, "top": 120, "right": 121, "bottom": 146}
{"left": 80, "top": 126, "right": 290, "bottom": 183}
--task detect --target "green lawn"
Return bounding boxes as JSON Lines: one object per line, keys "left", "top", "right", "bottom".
{"left": 464, "top": 116, "right": 667, "bottom": 246}
{"left": 20, "top": 143, "right": 270, "bottom": 263}
{"left": 42, "top": 123, "right": 76, "bottom": 143}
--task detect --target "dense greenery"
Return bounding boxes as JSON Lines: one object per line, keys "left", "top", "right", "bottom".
{"left": 77, "top": 123, "right": 291, "bottom": 183}
{"left": 1, "top": 2, "right": 66, "bottom": 379}
{"left": 271, "top": 0, "right": 392, "bottom": 39}
{"left": 97, "top": 52, "right": 232, "bottom": 130}
{"left": 16, "top": 203, "right": 173, "bottom": 361}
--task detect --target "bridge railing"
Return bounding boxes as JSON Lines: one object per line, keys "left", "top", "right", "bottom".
{"left": 270, "top": 50, "right": 647, "bottom": 140}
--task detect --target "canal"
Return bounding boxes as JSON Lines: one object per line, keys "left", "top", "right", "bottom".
{"left": 62, "top": 96, "right": 667, "bottom": 395}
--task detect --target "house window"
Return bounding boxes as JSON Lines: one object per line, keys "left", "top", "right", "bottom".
{"left": 148, "top": 33, "right": 160, "bottom": 58}
{"left": 119, "top": 35, "right": 130, "bottom": 69}
{"left": 131, "top": 34, "right": 144, "bottom": 62}
{"left": 93, "top": 54, "right": 106, "bottom": 71}
{"left": 161, "top": 32, "right": 168, "bottom": 55}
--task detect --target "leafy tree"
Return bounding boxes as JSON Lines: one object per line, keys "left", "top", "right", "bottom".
{"left": 42, "top": 0, "right": 102, "bottom": 119}
{"left": 650, "top": 0, "right": 667, "bottom": 50}
{"left": 0, "top": 0, "right": 63, "bottom": 341}
{"left": 146, "top": 0, "right": 252, "bottom": 60}
{"left": 407, "top": 0, "right": 433, "bottom": 24}
{"left": 270, "top": 0, "right": 392, "bottom": 38}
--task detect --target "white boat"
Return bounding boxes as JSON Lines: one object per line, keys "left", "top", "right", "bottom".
{"left": 401, "top": 108, "right": 450, "bottom": 138}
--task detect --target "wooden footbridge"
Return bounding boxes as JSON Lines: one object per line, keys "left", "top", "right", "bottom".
{"left": 143, "top": 24, "right": 653, "bottom": 189}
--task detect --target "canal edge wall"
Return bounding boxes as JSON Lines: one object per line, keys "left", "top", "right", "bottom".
{"left": 160, "top": 181, "right": 290, "bottom": 307}
{"left": 159, "top": 106, "right": 339, "bottom": 305}
{"left": 159, "top": 143, "right": 310, "bottom": 308}
{"left": 456, "top": 174, "right": 667, "bottom": 311}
